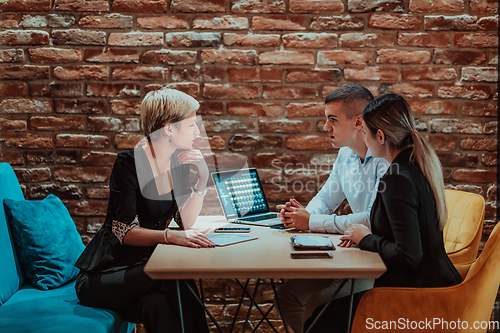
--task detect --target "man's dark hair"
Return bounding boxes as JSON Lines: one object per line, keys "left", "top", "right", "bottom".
{"left": 325, "top": 85, "right": 374, "bottom": 119}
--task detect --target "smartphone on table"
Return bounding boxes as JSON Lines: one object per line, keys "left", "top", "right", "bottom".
{"left": 291, "top": 252, "right": 332, "bottom": 259}
{"left": 214, "top": 227, "right": 250, "bottom": 233}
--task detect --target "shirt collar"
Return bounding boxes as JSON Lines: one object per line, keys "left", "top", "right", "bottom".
{"left": 348, "top": 148, "right": 373, "bottom": 166}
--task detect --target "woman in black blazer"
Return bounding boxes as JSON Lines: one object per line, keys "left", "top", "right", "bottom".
{"left": 340, "top": 93, "right": 461, "bottom": 288}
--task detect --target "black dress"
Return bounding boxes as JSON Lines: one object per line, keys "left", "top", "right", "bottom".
{"left": 75, "top": 147, "right": 210, "bottom": 333}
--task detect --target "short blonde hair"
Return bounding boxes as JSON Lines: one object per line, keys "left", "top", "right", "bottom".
{"left": 140, "top": 88, "right": 200, "bottom": 139}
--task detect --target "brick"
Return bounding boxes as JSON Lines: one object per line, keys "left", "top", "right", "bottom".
{"left": 228, "top": 102, "right": 282, "bottom": 117}
{"left": 0, "top": 99, "right": 51, "bottom": 114}
{"left": 263, "top": 86, "right": 317, "bottom": 100}
{"left": 286, "top": 103, "right": 324, "bottom": 117}
{"left": 438, "top": 153, "right": 479, "bottom": 168}
{"left": 137, "top": 15, "right": 189, "bottom": 29}
{"left": 0, "top": 65, "right": 49, "bottom": 80}
{"left": 82, "top": 151, "right": 117, "bottom": 166}
{"left": 429, "top": 119, "right": 482, "bottom": 134}
{"left": 478, "top": 16, "right": 498, "bottom": 31}
{"left": 376, "top": 49, "right": 431, "bottom": 64}
{"left": 437, "top": 84, "right": 492, "bottom": 100}
{"left": 0, "top": 82, "right": 27, "bottom": 97}
{"left": 223, "top": 33, "right": 280, "bottom": 47}
{"left": 144, "top": 84, "right": 162, "bottom": 93}
{"left": 53, "top": 65, "right": 107, "bottom": 80}
{"left": 204, "top": 120, "right": 256, "bottom": 133}
{"left": 433, "top": 50, "right": 486, "bottom": 65}
{"left": 409, "top": 0, "right": 464, "bottom": 12}
{"left": 55, "top": 100, "right": 108, "bottom": 114}
{"left": 29, "top": 184, "right": 82, "bottom": 200}
{"left": 344, "top": 66, "right": 398, "bottom": 81}
{"left": 424, "top": 15, "right": 477, "bottom": 31}
{"left": 402, "top": 67, "right": 456, "bottom": 81}
{"left": 253, "top": 153, "right": 307, "bottom": 168}
{"left": 164, "top": 82, "right": 200, "bottom": 98}
{"left": 228, "top": 68, "right": 281, "bottom": 82}
{"left": 0, "top": 14, "right": 19, "bottom": 28}
{"left": 310, "top": 16, "right": 365, "bottom": 31}
{"left": 252, "top": 16, "right": 308, "bottom": 31}
{"left": 259, "top": 51, "right": 314, "bottom": 65}
{"left": 31, "top": 83, "right": 82, "bottom": 98}
{"left": 453, "top": 169, "right": 496, "bottom": 183}
{"left": 19, "top": 15, "right": 47, "bottom": 28}
{"left": 79, "top": 14, "right": 133, "bottom": 29}
{"left": 0, "top": 133, "right": 53, "bottom": 149}
{"left": 0, "top": 30, "right": 49, "bottom": 45}
{"left": 470, "top": 0, "right": 498, "bottom": 14}
{"left": 339, "top": 33, "right": 395, "bottom": 47}
{"left": 86, "top": 187, "right": 110, "bottom": 199}
{"left": 143, "top": 50, "right": 196, "bottom": 65}
{"left": 460, "top": 137, "right": 497, "bottom": 151}
{"left": 286, "top": 136, "right": 332, "bottom": 150}
{"left": 198, "top": 102, "right": 224, "bottom": 115}
{"left": 113, "top": 0, "right": 168, "bottom": 13}
{"left": 87, "top": 83, "right": 140, "bottom": 98}
{"left": 347, "top": 0, "right": 404, "bottom": 12}
{"left": 55, "top": 166, "right": 110, "bottom": 183}
{"left": 172, "top": 67, "right": 224, "bottom": 82}
{"left": 289, "top": 0, "right": 344, "bottom": 13}
{"left": 462, "top": 102, "right": 497, "bottom": 117}
{"left": 461, "top": 67, "right": 498, "bottom": 83}
{"left": 27, "top": 150, "right": 78, "bottom": 165}
{"left": 204, "top": 84, "right": 258, "bottom": 99}
{"left": 170, "top": 0, "right": 226, "bottom": 13}
{"left": 166, "top": 32, "right": 221, "bottom": 47}
{"left": 205, "top": 136, "right": 225, "bottom": 150}
{"left": 428, "top": 134, "right": 457, "bottom": 151}
{"left": 369, "top": 14, "right": 421, "bottom": 29}
{"left": 317, "top": 50, "right": 372, "bottom": 65}
{"left": 381, "top": 83, "right": 434, "bottom": 98}
{"left": 29, "top": 47, "right": 81, "bottom": 63}
{"left": 84, "top": 48, "right": 138, "bottom": 63}
{"left": 398, "top": 33, "right": 450, "bottom": 47}
{"left": 455, "top": 33, "right": 497, "bottom": 48}
{"left": 88, "top": 117, "right": 140, "bottom": 132}
{"left": 0, "top": 49, "right": 24, "bottom": 63}
{"left": 56, "top": 134, "right": 109, "bottom": 148}
{"left": 228, "top": 135, "right": 282, "bottom": 151}
{"left": 112, "top": 66, "right": 164, "bottom": 81}
{"left": 286, "top": 69, "right": 341, "bottom": 83}
{"left": 47, "top": 14, "right": 76, "bottom": 28}
{"left": 259, "top": 120, "right": 313, "bottom": 133}
{"left": 65, "top": 200, "right": 108, "bottom": 217}
{"left": 114, "top": 134, "right": 143, "bottom": 149}
{"left": 0, "top": 119, "right": 26, "bottom": 131}
{"left": 55, "top": 0, "right": 109, "bottom": 11}
{"left": 52, "top": 29, "right": 106, "bottom": 45}
{"left": 0, "top": 0, "right": 50, "bottom": 11}
{"left": 282, "top": 33, "right": 337, "bottom": 48}
{"left": 30, "top": 116, "right": 84, "bottom": 131}
{"left": 193, "top": 16, "right": 249, "bottom": 30}
{"left": 231, "top": 0, "right": 285, "bottom": 13}
{"left": 482, "top": 153, "right": 497, "bottom": 167}
{"left": 13, "top": 167, "right": 52, "bottom": 182}
{"left": 109, "top": 32, "right": 163, "bottom": 46}
{"left": 408, "top": 100, "right": 456, "bottom": 115}
{"left": 201, "top": 49, "right": 257, "bottom": 65}
{"left": 111, "top": 100, "right": 141, "bottom": 115}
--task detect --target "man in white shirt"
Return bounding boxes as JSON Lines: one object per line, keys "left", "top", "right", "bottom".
{"left": 275, "top": 85, "right": 389, "bottom": 333}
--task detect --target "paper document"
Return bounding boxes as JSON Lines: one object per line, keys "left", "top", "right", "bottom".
{"left": 207, "top": 234, "right": 258, "bottom": 247}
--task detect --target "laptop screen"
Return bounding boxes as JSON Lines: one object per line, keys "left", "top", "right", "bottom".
{"left": 212, "top": 168, "right": 270, "bottom": 219}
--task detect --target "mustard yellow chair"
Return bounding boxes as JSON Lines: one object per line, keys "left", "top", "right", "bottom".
{"left": 351, "top": 221, "right": 500, "bottom": 333}
{"left": 443, "top": 189, "right": 485, "bottom": 267}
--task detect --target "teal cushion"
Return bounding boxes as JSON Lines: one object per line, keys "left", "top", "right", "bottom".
{"left": 0, "top": 281, "right": 134, "bottom": 333}
{"left": 0, "top": 162, "right": 25, "bottom": 305}
{"left": 3, "top": 194, "right": 85, "bottom": 291}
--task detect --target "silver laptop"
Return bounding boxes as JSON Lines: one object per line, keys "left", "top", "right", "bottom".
{"left": 211, "top": 168, "right": 282, "bottom": 226}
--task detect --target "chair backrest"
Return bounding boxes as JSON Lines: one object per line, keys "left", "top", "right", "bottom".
{"left": 443, "top": 189, "right": 485, "bottom": 265}
{"left": 460, "top": 222, "right": 500, "bottom": 328}
{"left": 0, "top": 162, "right": 25, "bottom": 305}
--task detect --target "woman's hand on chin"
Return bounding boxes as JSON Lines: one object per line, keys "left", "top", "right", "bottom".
{"left": 178, "top": 149, "right": 209, "bottom": 181}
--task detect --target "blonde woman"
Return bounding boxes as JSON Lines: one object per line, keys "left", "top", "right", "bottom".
{"left": 75, "top": 88, "right": 213, "bottom": 333}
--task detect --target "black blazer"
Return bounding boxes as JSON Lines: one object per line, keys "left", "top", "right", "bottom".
{"left": 359, "top": 147, "right": 462, "bottom": 288}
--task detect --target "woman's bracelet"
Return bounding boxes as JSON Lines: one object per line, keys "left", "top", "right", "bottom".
{"left": 163, "top": 228, "right": 170, "bottom": 244}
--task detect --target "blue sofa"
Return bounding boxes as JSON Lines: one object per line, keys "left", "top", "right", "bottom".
{"left": 0, "top": 162, "right": 135, "bottom": 333}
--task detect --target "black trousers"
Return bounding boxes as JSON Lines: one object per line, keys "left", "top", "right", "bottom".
{"left": 75, "top": 264, "right": 210, "bottom": 333}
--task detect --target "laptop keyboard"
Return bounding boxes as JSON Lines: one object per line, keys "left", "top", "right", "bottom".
{"left": 238, "top": 213, "right": 278, "bottom": 222}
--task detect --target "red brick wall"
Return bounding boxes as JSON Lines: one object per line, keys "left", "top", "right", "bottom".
{"left": 0, "top": 0, "right": 497, "bottom": 331}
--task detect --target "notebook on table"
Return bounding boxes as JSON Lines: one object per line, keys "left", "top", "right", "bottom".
{"left": 211, "top": 168, "right": 281, "bottom": 226}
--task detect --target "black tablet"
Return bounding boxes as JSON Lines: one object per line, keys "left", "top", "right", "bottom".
{"left": 291, "top": 235, "right": 335, "bottom": 251}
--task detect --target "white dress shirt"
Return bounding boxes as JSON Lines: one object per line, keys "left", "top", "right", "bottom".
{"left": 306, "top": 147, "right": 389, "bottom": 234}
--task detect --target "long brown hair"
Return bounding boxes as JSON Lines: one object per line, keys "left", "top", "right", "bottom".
{"left": 363, "top": 94, "right": 447, "bottom": 229}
